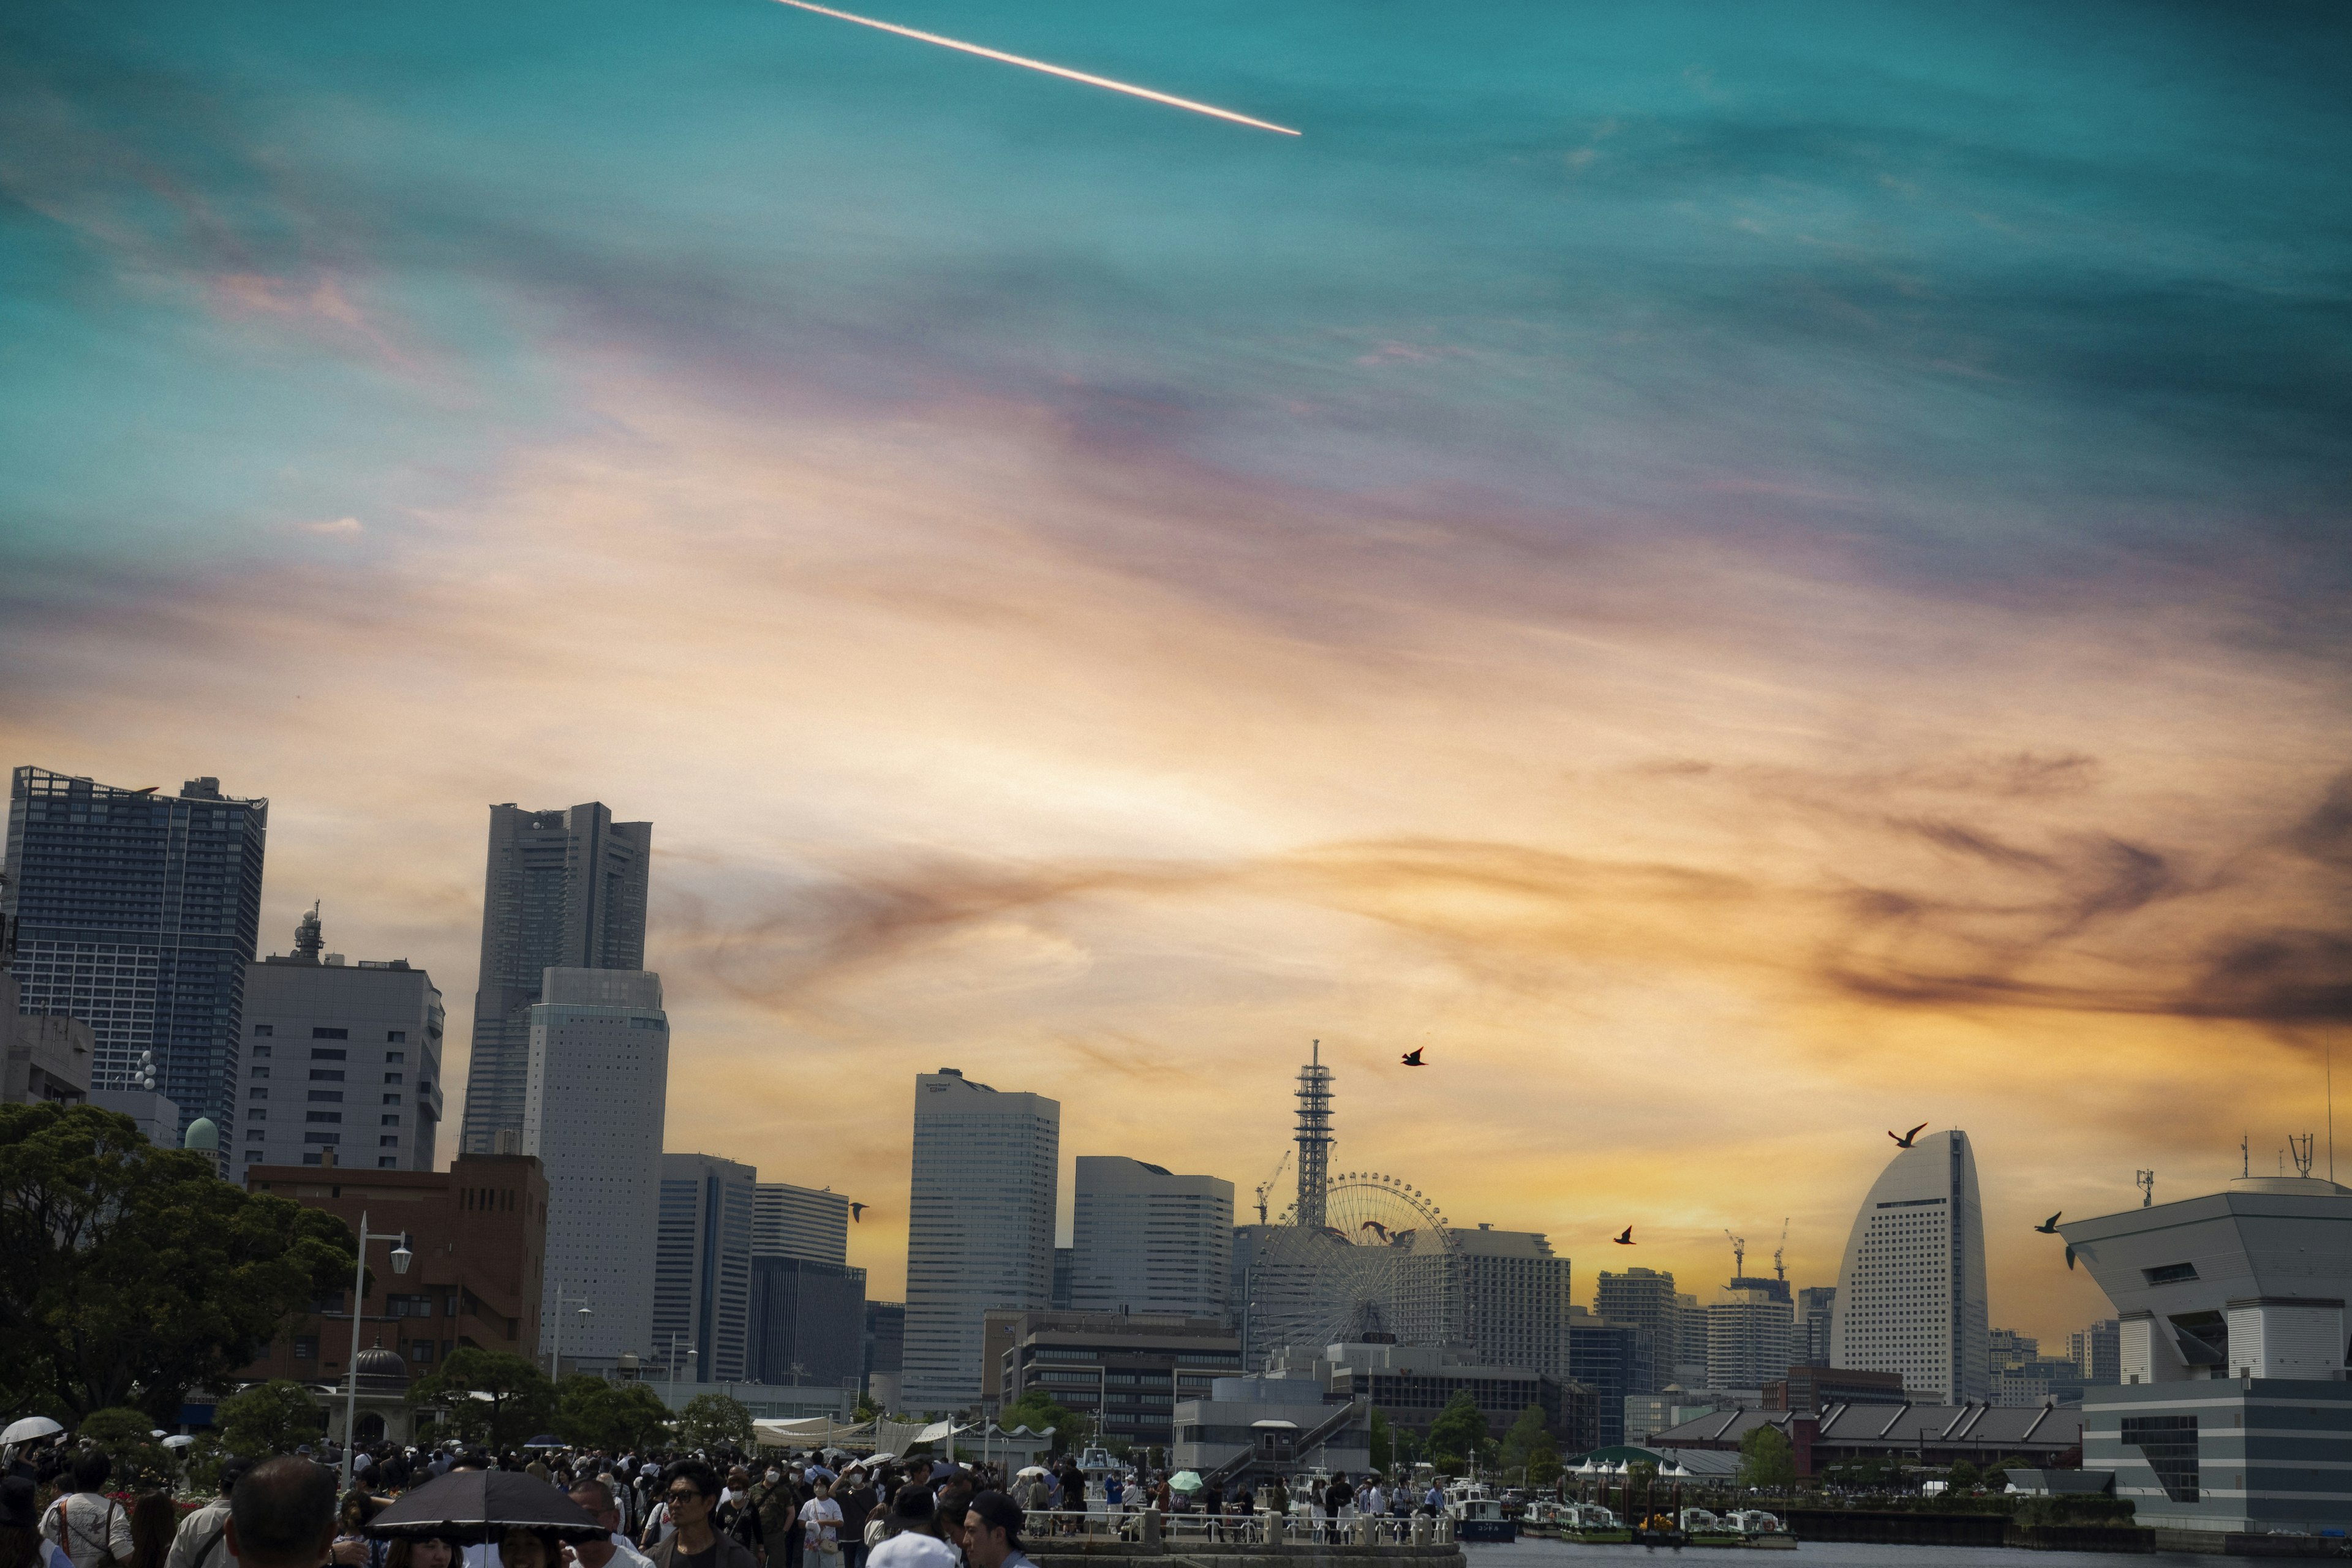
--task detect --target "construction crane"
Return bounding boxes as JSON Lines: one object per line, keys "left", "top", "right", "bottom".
{"left": 1724, "top": 1228, "right": 1747, "bottom": 1280}
{"left": 1254, "top": 1148, "right": 1292, "bottom": 1226}
{"left": 1773, "top": 1218, "right": 1789, "bottom": 1282}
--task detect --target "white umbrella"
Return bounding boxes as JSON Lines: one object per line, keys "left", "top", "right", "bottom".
{"left": 1169, "top": 1471, "right": 1204, "bottom": 1493}
{"left": 1016, "top": 1467, "right": 1049, "bottom": 1479}
{"left": 2, "top": 1417, "right": 63, "bottom": 1445}
{"left": 163, "top": 1436, "right": 197, "bottom": 1450}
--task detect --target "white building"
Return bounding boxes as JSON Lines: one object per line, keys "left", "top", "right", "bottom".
{"left": 234, "top": 911, "right": 443, "bottom": 1182}
{"left": 522, "top": 967, "right": 668, "bottom": 1371}
{"left": 657, "top": 1152, "right": 758, "bottom": 1383}
{"left": 1830, "top": 1128, "right": 1990, "bottom": 1403}
{"left": 1071, "top": 1155, "right": 1232, "bottom": 1319}
{"left": 902, "top": 1068, "right": 1058, "bottom": 1410}
{"left": 754, "top": 1180, "right": 850, "bottom": 1266}
{"left": 1458, "top": 1224, "right": 1574, "bottom": 1379}
{"left": 1706, "top": 1283, "right": 1795, "bottom": 1390}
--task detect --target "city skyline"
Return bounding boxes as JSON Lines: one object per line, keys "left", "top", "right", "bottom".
{"left": 8, "top": 0, "right": 2350, "bottom": 1354}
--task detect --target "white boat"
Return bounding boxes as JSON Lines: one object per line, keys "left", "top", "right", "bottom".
{"left": 1723, "top": 1509, "right": 1787, "bottom": 1535}
{"left": 1443, "top": 1481, "right": 1516, "bottom": 1542}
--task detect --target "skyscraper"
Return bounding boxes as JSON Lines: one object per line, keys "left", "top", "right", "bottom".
{"left": 1458, "top": 1224, "right": 1574, "bottom": 1379}
{"left": 1797, "top": 1285, "right": 1838, "bottom": 1366}
{"left": 522, "top": 967, "right": 668, "bottom": 1370}
{"left": 656, "top": 1152, "right": 757, "bottom": 1384}
{"left": 1830, "top": 1128, "right": 1990, "bottom": 1402}
{"left": 4, "top": 767, "right": 266, "bottom": 1151}
{"left": 902, "top": 1067, "right": 1058, "bottom": 1410}
{"left": 1706, "top": 1283, "right": 1795, "bottom": 1390}
{"left": 235, "top": 905, "right": 444, "bottom": 1182}
{"left": 1594, "top": 1267, "right": 1679, "bottom": 1392}
{"left": 1071, "top": 1155, "right": 1233, "bottom": 1319}
{"left": 461, "top": 802, "right": 650, "bottom": 1155}
{"left": 748, "top": 1256, "right": 867, "bottom": 1390}
{"left": 753, "top": 1180, "right": 851, "bottom": 1267}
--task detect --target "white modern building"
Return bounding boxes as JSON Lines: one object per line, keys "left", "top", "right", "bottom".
{"left": 1830, "top": 1128, "right": 1990, "bottom": 1403}
{"left": 2062, "top": 1172, "right": 2352, "bottom": 1536}
{"left": 1707, "top": 1283, "right": 1795, "bottom": 1390}
{"left": 755, "top": 1179, "right": 851, "bottom": 1266}
{"left": 657, "top": 1152, "right": 757, "bottom": 1383}
{"left": 233, "top": 908, "right": 444, "bottom": 1182}
{"left": 1458, "top": 1224, "right": 1574, "bottom": 1379}
{"left": 902, "top": 1067, "right": 1059, "bottom": 1410}
{"left": 1071, "top": 1155, "right": 1233, "bottom": 1319}
{"left": 522, "top": 967, "right": 668, "bottom": 1371}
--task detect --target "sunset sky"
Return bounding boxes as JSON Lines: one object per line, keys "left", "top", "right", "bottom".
{"left": 5, "top": 0, "right": 2349, "bottom": 1346}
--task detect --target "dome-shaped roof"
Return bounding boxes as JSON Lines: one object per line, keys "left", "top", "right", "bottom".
{"left": 184, "top": 1118, "right": 219, "bottom": 1152}
{"left": 354, "top": 1344, "right": 410, "bottom": 1393}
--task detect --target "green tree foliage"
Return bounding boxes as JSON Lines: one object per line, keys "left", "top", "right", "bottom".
{"left": 1736, "top": 1425, "right": 1796, "bottom": 1492}
{"left": 1425, "top": 1390, "right": 1490, "bottom": 1473}
{"left": 674, "top": 1392, "right": 754, "bottom": 1453}
{"left": 409, "top": 1349, "right": 555, "bottom": 1452}
{"left": 217, "top": 1378, "right": 325, "bottom": 1458}
{"left": 853, "top": 1392, "right": 884, "bottom": 1422}
{"left": 1498, "top": 1404, "right": 1561, "bottom": 1485}
{"left": 556, "top": 1376, "right": 673, "bottom": 1453}
{"left": 78, "top": 1407, "right": 176, "bottom": 1488}
{"left": 1369, "top": 1407, "right": 1393, "bottom": 1474}
{"left": 998, "top": 1390, "right": 1089, "bottom": 1454}
{"left": 0, "top": 1104, "right": 356, "bottom": 1420}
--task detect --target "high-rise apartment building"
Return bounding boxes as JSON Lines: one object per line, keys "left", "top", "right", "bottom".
{"left": 235, "top": 907, "right": 444, "bottom": 1182}
{"left": 1797, "top": 1286, "right": 1837, "bottom": 1366}
{"left": 902, "top": 1068, "right": 1059, "bottom": 1410}
{"left": 1071, "top": 1156, "right": 1233, "bottom": 1319}
{"left": 1706, "top": 1283, "right": 1795, "bottom": 1390}
{"left": 522, "top": 967, "right": 668, "bottom": 1370}
{"left": 5, "top": 768, "right": 266, "bottom": 1151}
{"left": 461, "top": 802, "right": 649, "bottom": 1155}
{"left": 1567, "top": 1306, "right": 1649, "bottom": 1446}
{"left": 1594, "top": 1267, "right": 1679, "bottom": 1392}
{"left": 2070, "top": 1317, "right": 2120, "bottom": 1385}
{"left": 1830, "top": 1128, "right": 1990, "bottom": 1403}
{"left": 1459, "top": 1224, "right": 1573, "bottom": 1378}
{"left": 656, "top": 1152, "right": 757, "bottom": 1384}
{"left": 753, "top": 1180, "right": 851, "bottom": 1267}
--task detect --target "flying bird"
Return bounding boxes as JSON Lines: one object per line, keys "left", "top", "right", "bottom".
{"left": 1889, "top": 1123, "right": 1928, "bottom": 1148}
{"left": 850, "top": 1203, "right": 866, "bottom": 1221}
{"left": 2034, "top": 1212, "right": 2062, "bottom": 1234}
{"left": 1360, "top": 1220, "right": 1391, "bottom": 1241}
{"left": 1613, "top": 1227, "right": 1635, "bottom": 1245}
{"left": 2065, "top": 1244, "right": 2078, "bottom": 1271}
{"left": 1401, "top": 1048, "right": 1425, "bottom": 1067}
{"left": 766, "top": 0, "right": 1301, "bottom": 136}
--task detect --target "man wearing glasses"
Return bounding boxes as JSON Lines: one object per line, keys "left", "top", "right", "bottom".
{"left": 648, "top": 1463, "right": 756, "bottom": 1568}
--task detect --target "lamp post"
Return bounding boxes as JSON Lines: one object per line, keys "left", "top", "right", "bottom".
{"left": 666, "top": 1336, "right": 696, "bottom": 1404}
{"left": 548, "top": 1284, "right": 593, "bottom": 1376}
{"left": 341, "top": 1214, "right": 412, "bottom": 1485}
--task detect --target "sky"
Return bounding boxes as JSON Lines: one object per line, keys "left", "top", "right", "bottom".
{"left": 3, "top": 0, "right": 2350, "bottom": 1348}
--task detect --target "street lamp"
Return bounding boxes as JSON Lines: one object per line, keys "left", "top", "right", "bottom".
{"left": 548, "top": 1283, "right": 593, "bottom": 1376}
{"left": 666, "top": 1336, "right": 696, "bottom": 1404}
{"left": 341, "top": 1215, "right": 412, "bottom": 1486}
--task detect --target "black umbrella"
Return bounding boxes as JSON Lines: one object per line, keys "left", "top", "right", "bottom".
{"left": 365, "top": 1471, "right": 605, "bottom": 1544}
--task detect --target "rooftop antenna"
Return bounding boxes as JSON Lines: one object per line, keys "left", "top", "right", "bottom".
{"left": 2136, "top": 1169, "right": 2155, "bottom": 1208}
{"left": 1773, "top": 1218, "right": 1789, "bottom": 1283}
{"left": 294, "top": 900, "right": 323, "bottom": 962}
{"left": 1294, "top": 1040, "right": 1333, "bottom": 1231}
{"left": 2242, "top": 1133, "right": 2250, "bottom": 1180}
{"left": 1724, "top": 1229, "right": 1747, "bottom": 1280}
{"left": 2290, "top": 1133, "right": 2315, "bottom": 1180}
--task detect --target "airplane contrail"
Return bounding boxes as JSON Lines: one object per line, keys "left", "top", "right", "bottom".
{"left": 766, "top": 0, "right": 1302, "bottom": 137}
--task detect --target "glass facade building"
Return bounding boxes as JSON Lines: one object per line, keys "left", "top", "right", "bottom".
{"left": 4, "top": 767, "right": 266, "bottom": 1153}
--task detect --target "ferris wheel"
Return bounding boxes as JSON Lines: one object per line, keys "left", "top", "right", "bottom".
{"left": 1245, "top": 1170, "right": 1471, "bottom": 1361}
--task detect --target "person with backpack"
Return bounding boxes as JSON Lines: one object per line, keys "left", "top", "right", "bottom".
{"left": 40, "top": 1453, "right": 133, "bottom": 1568}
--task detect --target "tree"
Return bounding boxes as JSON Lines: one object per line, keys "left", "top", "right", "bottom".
{"left": 78, "top": 1407, "right": 176, "bottom": 1487}
{"left": 1498, "top": 1404, "right": 1560, "bottom": 1486}
{"left": 0, "top": 1103, "right": 356, "bottom": 1419}
{"left": 556, "top": 1376, "right": 672, "bottom": 1453}
{"left": 217, "top": 1379, "right": 325, "bottom": 1458}
{"left": 1736, "top": 1425, "right": 1796, "bottom": 1492}
{"left": 409, "top": 1349, "right": 555, "bottom": 1452}
{"left": 998, "top": 1390, "right": 1089, "bottom": 1455}
{"left": 1370, "top": 1407, "right": 1393, "bottom": 1474}
{"left": 674, "top": 1393, "right": 754, "bottom": 1453}
{"left": 853, "top": 1391, "right": 884, "bottom": 1422}
{"left": 1426, "top": 1390, "right": 1490, "bottom": 1473}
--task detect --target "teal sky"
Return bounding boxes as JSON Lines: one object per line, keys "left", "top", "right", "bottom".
{"left": 4, "top": 0, "right": 2351, "bottom": 1331}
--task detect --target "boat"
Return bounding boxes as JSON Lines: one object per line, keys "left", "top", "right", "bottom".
{"left": 1442, "top": 1480, "right": 1518, "bottom": 1544}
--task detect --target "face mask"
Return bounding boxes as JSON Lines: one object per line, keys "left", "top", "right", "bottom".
{"left": 766, "top": 1472, "right": 781, "bottom": 1484}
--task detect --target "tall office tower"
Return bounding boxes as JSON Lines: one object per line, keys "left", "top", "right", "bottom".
{"left": 1567, "top": 1306, "right": 1648, "bottom": 1446}
{"left": 748, "top": 1256, "right": 868, "bottom": 1389}
{"left": 1674, "top": 1294, "right": 1711, "bottom": 1384}
{"left": 1594, "top": 1267, "right": 1679, "bottom": 1392}
{"left": 522, "top": 967, "right": 668, "bottom": 1370}
{"left": 1053, "top": 1248, "right": 1074, "bottom": 1312}
{"left": 2070, "top": 1318, "right": 2120, "bottom": 1384}
{"left": 461, "top": 802, "right": 650, "bottom": 1155}
{"left": 864, "top": 1300, "right": 907, "bottom": 1408}
{"left": 1796, "top": 1286, "right": 1837, "bottom": 1366}
{"left": 5, "top": 769, "right": 266, "bottom": 1152}
{"left": 1830, "top": 1128, "right": 1990, "bottom": 1403}
{"left": 902, "top": 1068, "right": 1059, "bottom": 1409}
{"left": 1706, "top": 1283, "right": 1795, "bottom": 1389}
{"left": 235, "top": 906, "right": 445, "bottom": 1182}
{"left": 656, "top": 1152, "right": 757, "bottom": 1383}
{"left": 1071, "top": 1156, "right": 1234, "bottom": 1319}
{"left": 1458, "top": 1225, "right": 1574, "bottom": 1378}
{"left": 753, "top": 1180, "right": 851, "bottom": 1266}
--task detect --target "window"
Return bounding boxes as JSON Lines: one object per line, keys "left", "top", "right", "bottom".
{"left": 252, "top": 1044, "right": 272, "bottom": 1058}
{"left": 309, "top": 1091, "right": 343, "bottom": 1102}
{"left": 383, "top": 1094, "right": 401, "bottom": 1105}
{"left": 377, "top": 1157, "right": 398, "bottom": 1168}
{"left": 386, "top": 1050, "right": 406, "bottom": 1063}
{"left": 311, "top": 1048, "right": 345, "bottom": 1061}
{"left": 246, "top": 1126, "right": 266, "bottom": 1138}
{"left": 382, "top": 1114, "right": 401, "bottom": 1126}
{"left": 311, "top": 1071, "right": 344, "bottom": 1082}
{"left": 388, "top": 1294, "right": 434, "bottom": 1318}
{"left": 409, "top": 1340, "right": 435, "bottom": 1363}
{"left": 383, "top": 1072, "right": 404, "bottom": 1085}
{"left": 248, "top": 1109, "right": 267, "bottom": 1122}
{"left": 312, "top": 1028, "right": 348, "bottom": 1040}
{"left": 304, "top": 1133, "right": 341, "bottom": 1145}
{"left": 252, "top": 1068, "right": 270, "bottom": 1080}
{"left": 386, "top": 1031, "right": 407, "bottom": 1044}
{"left": 307, "top": 1112, "right": 342, "bottom": 1124}
{"left": 292, "top": 1336, "right": 318, "bottom": 1360}
{"left": 253, "top": 1025, "right": 274, "bottom": 1037}
{"left": 2123, "top": 1415, "right": 2199, "bottom": 1502}
{"left": 2144, "top": 1263, "right": 2200, "bottom": 1286}
{"left": 249, "top": 1087, "right": 269, "bottom": 1099}
{"left": 380, "top": 1136, "right": 400, "bottom": 1147}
